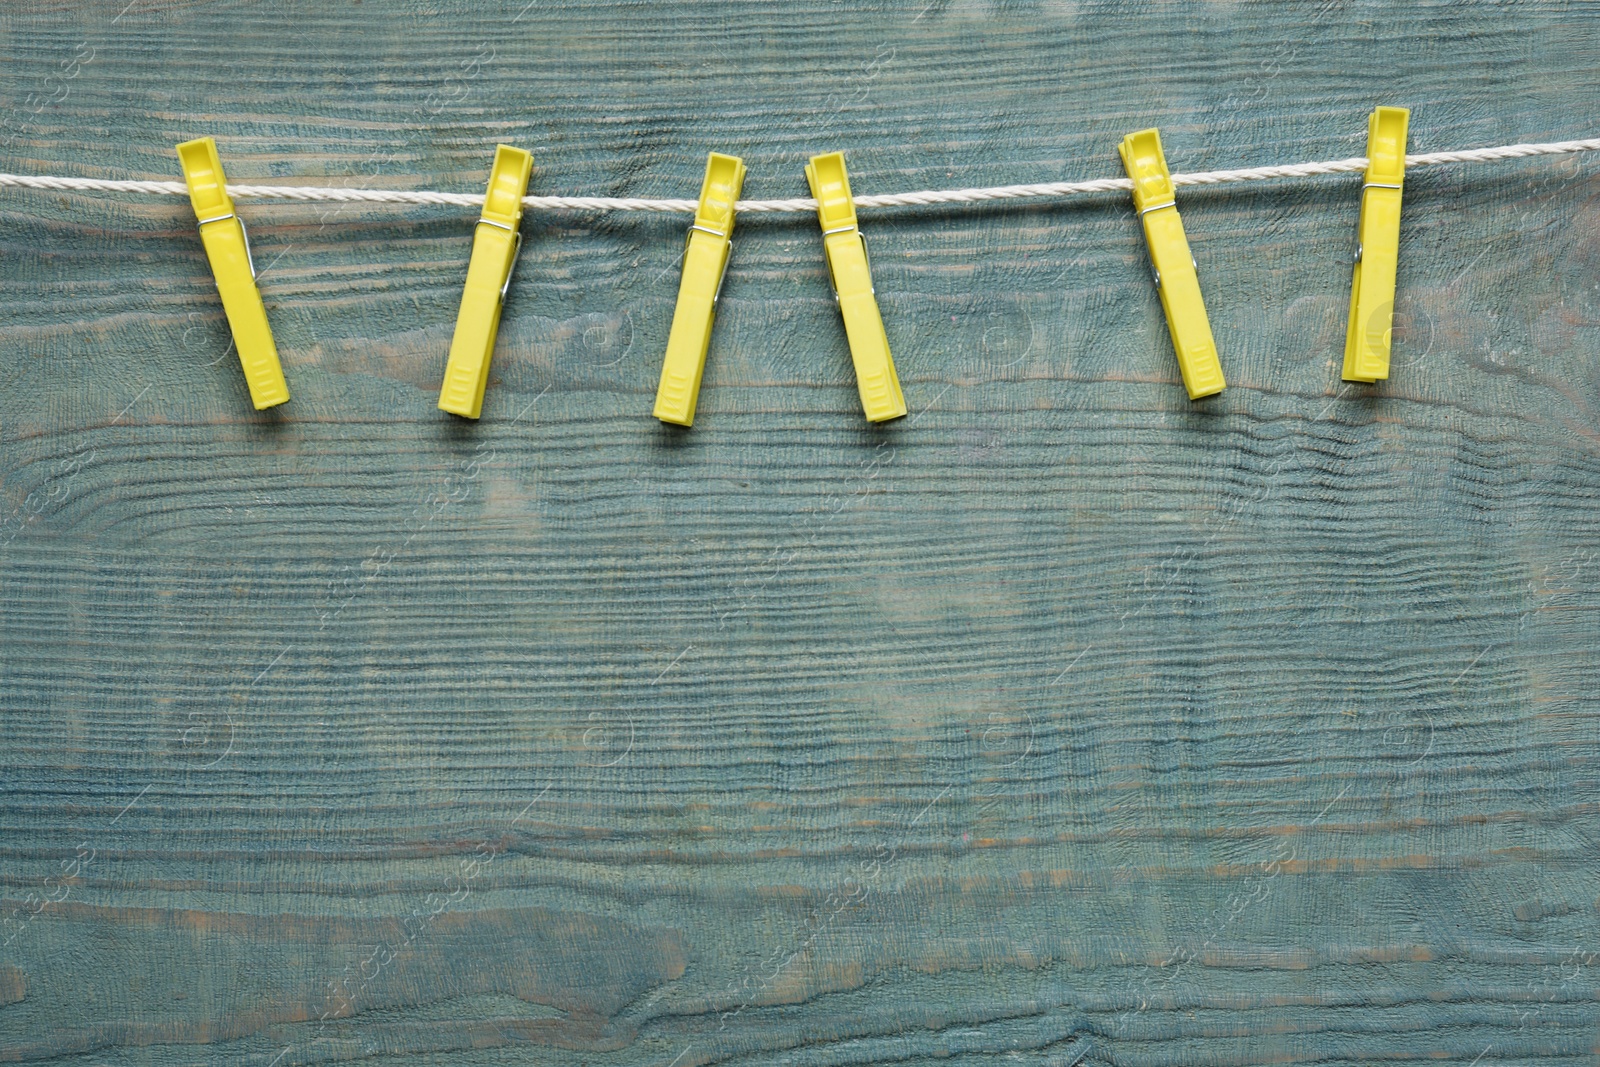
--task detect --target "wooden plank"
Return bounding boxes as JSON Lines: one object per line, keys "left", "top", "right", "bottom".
{"left": 2, "top": 1, "right": 1599, "bottom": 1064}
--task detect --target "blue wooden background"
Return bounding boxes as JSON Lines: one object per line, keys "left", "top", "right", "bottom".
{"left": 2, "top": 2, "right": 1598, "bottom": 1064}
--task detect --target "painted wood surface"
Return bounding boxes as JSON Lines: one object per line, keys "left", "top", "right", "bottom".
{"left": 3, "top": 2, "right": 1599, "bottom": 1064}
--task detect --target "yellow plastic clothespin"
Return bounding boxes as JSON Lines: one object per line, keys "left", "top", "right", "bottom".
{"left": 1343, "top": 106, "right": 1410, "bottom": 383}
{"left": 1118, "top": 129, "right": 1225, "bottom": 400}
{"left": 176, "top": 137, "right": 289, "bottom": 410}
{"left": 654, "top": 152, "right": 746, "bottom": 427}
{"left": 806, "top": 151, "right": 906, "bottom": 422}
{"left": 438, "top": 144, "right": 534, "bottom": 419}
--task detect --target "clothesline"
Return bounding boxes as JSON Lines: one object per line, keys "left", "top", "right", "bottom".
{"left": 9, "top": 120, "right": 1591, "bottom": 419}
{"left": 1, "top": 136, "right": 1596, "bottom": 215}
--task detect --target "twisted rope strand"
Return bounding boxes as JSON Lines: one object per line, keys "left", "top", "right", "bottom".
{"left": 0, "top": 136, "right": 1595, "bottom": 215}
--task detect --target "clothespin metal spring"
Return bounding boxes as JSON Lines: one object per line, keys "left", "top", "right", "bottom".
{"left": 194, "top": 212, "right": 257, "bottom": 279}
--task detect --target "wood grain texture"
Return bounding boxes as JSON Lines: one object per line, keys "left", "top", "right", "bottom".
{"left": 2, "top": 1, "right": 1599, "bottom": 1064}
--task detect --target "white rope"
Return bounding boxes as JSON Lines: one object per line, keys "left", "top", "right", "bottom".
{"left": 1, "top": 137, "right": 1595, "bottom": 215}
